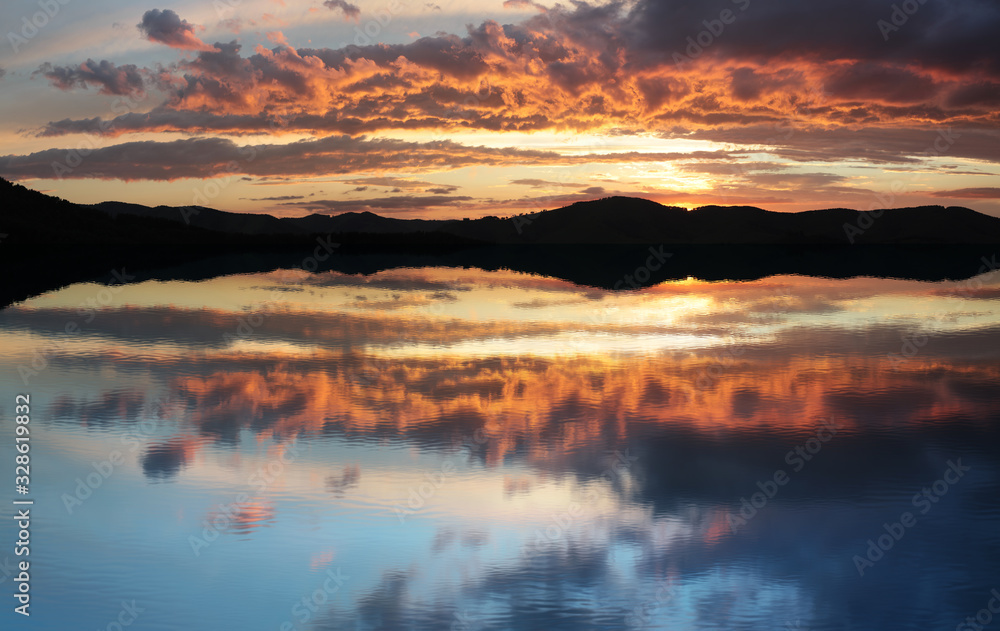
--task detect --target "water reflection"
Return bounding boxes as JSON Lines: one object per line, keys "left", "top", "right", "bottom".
{"left": 0, "top": 266, "right": 998, "bottom": 630}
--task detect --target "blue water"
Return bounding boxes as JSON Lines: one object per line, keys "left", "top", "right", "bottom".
{"left": 0, "top": 267, "right": 998, "bottom": 630}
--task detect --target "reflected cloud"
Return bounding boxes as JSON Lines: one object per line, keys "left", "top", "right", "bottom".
{"left": 326, "top": 464, "right": 360, "bottom": 496}
{"left": 205, "top": 499, "right": 276, "bottom": 535}
{"left": 2, "top": 265, "right": 999, "bottom": 630}
{"left": 141, "top": 437, "right": 200, "bottom": 480}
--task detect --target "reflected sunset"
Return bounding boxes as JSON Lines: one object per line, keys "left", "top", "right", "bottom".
{"left": 2, "top": 263, "right": 999, "bottom": 629}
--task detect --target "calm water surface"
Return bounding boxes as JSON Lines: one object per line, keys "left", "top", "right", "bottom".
{"left": 1, "top": 265, "right": 999, "bottom": 630}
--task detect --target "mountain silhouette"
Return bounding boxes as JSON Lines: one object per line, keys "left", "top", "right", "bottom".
{"left": 2, "top": 178, "right": 1000, "bottom": 308}
{"left": 4, "top": 178, "right": 1000, "bottom": 245}
{"left": 90, "top": 194, "right": 1000, "bottom": 245}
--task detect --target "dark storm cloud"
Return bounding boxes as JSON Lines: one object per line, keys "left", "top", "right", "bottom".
{"left": 622, "top": 0, "right": 1000, "bottom": 78}
{"left": 945, "top": 82, "right": 1000, "bottom": 109}
{"left": 821, "top": 62, "right": 937, "bottom": 104}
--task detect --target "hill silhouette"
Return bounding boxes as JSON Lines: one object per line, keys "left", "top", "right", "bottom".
{"left": 0, "top": 179, "right": 476, "bottom": 246}
{"left": 5, "top": 178, "right": 1000, "bottom": 245}
{"left": 2, "top": 178, "right": 1000, "bottom": 308}
{"left": 92, "top": 194, "right": 1000, "bottom": 245}
{"left": 93, "top": 195, "right": 1000, "bottom": 244}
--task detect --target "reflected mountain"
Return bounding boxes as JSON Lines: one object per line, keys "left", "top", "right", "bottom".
{"left": 2, "top": 177, "right": 999, "bottom": 308}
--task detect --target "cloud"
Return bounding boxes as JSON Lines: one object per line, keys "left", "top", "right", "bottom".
{"left": 503, "top": 0, "right": 546, "bottom": 9}
{"left": 946, "top": 82, "right": 1000, "bottom": 108}
{"left": 240, "top": 194, "right": 305, "bottom": 201}
{"left": 931, "top": 188, "right": 1000, "bottom": 199}
{"left": 682, "top": 126, "right": 1000, "bottom": 165}
{"left": 742, "top": 172, "right": 847, "bottom": 189}
{"left": 323, "top": 0, "right": 360, "bottom": 21}
{"left": 625, "top": 0, "right": 1000, "bottom": 79}
{"left": 510, "top": 178, "right": 586, "bottom": 188}
{"left": 27, "top": 0, "right": 1000, "bottom": 177}
{"left": 8, "top": 0, "right": 1000, "bottom": 199}
{"left": 822, "top": 62, "right": 937, "bottom": 105}
{"left": 677, "top": 161, "right": 786, "bottom": 176}
{"left": 339, "top": 177, "right": 443, "bottom": 189}
{"left": 347, "top": 292, "right": 459, "bottom": 310}
{"left": 137, "top": 9, "right": 215, "bottom": 51}
{"left": 282, "top": 194, "right": 475, "bottom": 214}
{"left": 35, "top": 59, "right": 145, "bottom": 96}
{"left": 0, "top": 134, "right": 739, "bottom": 182}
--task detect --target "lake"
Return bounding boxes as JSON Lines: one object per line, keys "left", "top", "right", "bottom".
{"left": 1, "top": 258, "right": 999, "bottom": 630}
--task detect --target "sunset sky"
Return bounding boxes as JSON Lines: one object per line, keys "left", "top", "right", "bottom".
{"left": 1, "top": 0, "right": 998, "bottom": 218}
